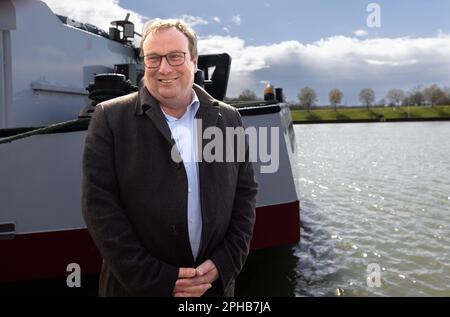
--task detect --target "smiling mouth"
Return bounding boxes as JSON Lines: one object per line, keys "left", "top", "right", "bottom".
{"left": 158, "top": 78, "right": 179, "bottom": 83}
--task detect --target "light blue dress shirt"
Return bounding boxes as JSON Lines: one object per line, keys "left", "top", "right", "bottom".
{"left": 161, "top": 91, "right": 202, "bottom": 260}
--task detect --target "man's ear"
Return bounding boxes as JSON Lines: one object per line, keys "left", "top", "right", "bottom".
{"left": 193, "top": 54, "right": 198, "bottom": 69}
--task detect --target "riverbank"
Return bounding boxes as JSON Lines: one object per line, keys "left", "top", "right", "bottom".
{"left": 291, "top": 105, "right": 450, "bottom": 123}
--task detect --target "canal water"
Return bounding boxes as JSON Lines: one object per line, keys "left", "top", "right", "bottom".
{"left": 286, "top": 121, "right": 450, "bottom": 296}
{"left": 239, "top": 121, "right": 450, "bottom": 297}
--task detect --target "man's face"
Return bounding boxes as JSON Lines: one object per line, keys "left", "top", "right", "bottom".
{"left": 143, "top": 27, "right": 198, "bottom": 108}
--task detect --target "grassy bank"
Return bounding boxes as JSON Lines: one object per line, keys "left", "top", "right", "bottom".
{"left": 291, "top": 105, "right": 450, "bottom": 123}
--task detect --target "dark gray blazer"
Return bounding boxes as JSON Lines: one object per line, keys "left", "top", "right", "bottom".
{"left": 81, "top": 83, "right": 258, "bottom": 296}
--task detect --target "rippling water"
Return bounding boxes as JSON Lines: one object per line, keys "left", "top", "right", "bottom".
{"left": 292, "top": 122, "right": 450, "bottom": 296}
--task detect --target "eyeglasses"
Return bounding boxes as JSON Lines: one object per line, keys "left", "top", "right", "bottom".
{"left": 143, "top": 52, "right": 187, "bottom": 68}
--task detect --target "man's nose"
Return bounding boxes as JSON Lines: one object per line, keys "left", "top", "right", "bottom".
{"left": 158, "top": 57, "right": 173, "bottom": 73}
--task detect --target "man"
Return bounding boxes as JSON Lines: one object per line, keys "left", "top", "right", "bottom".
{"left": 81, "top": 19, "right": 258, "bottom": 297}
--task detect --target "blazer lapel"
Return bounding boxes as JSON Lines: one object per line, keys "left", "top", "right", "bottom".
{"left": 194, "top": 85, "right": 220, "bottom": 172}
{"left": 194, "top": 84, "right": 220, "bottom": 134}
{"left": 145, "top": 106, "right": 174, "bottom": 146}
{"left": 135, "top": 83, "right": 174, "bottom": 146}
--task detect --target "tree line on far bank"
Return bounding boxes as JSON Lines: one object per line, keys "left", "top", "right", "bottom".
{"left": 229, "top": 84, "right": 450, "bottom": 111}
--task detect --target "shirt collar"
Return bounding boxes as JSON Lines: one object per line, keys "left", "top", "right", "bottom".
{"left": 162, "top": 90, "right": 200, "bottom": 122}
{"left": 135, "top": 80, "right": 219, "bottom": 117}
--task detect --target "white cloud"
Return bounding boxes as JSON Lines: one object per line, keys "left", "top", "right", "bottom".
{"left": 42, "top": 0, "right": 148, "bottom": 36}
{"left": 178, "top": 14, "right": 209, "bottom": 27}
{"left": 231, "top": 15, "right": 241, "bottom": 26}
{"left": 354, "top": 29, "right": 368, "bottom": 37}
{"left": 199, "top": 34, "right": 450, "bottom": 103}
{"left": 363, "top": 59, "right": 418, "bottom": 66}
{"left": 43, "top": 1, "right": 209, "bottom": 41}
{"left": 199, "top": 36, "right": 268, "bottom": 73}
{"left": 437, "top": 28, "right": 450, "bottom": 38}
{"left": 212, "top": 17, "right": 221, "bottom": 23}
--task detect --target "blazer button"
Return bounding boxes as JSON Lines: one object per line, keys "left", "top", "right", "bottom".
{"left": 174, "top": 162, "right": 182, "bottom": 169}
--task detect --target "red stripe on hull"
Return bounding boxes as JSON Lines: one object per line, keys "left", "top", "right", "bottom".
{"left": 0, "top": 230, "right": 102, "bottom": 282}
{"left": 0, "top": 201, "right": 300, "bottom": 282}
{"left": 250, "top": 200, "right": 300, "bottom": 250}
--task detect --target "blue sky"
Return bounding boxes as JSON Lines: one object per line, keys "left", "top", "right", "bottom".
{"left": 44, "top": 0, "right": 450, "bottom": 104}
{"left": 121, "top": 0, "right": 450, "bottom": 43}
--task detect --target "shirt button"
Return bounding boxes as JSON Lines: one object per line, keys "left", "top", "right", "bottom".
{"left": 188, "top": 188, "right": 192, "bottom": 193}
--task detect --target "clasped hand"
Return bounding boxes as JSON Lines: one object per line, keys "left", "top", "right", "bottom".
{"left": 173, "top": 259, "right": 219, "bottom": 297}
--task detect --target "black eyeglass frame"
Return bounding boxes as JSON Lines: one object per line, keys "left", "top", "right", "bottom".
{"left": 143, "top": 51, "right": 188, "bottom": 68}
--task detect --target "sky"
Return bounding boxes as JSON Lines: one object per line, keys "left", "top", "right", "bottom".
{"left": 42, "top": 0, "right": 450, "bottom": 105}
